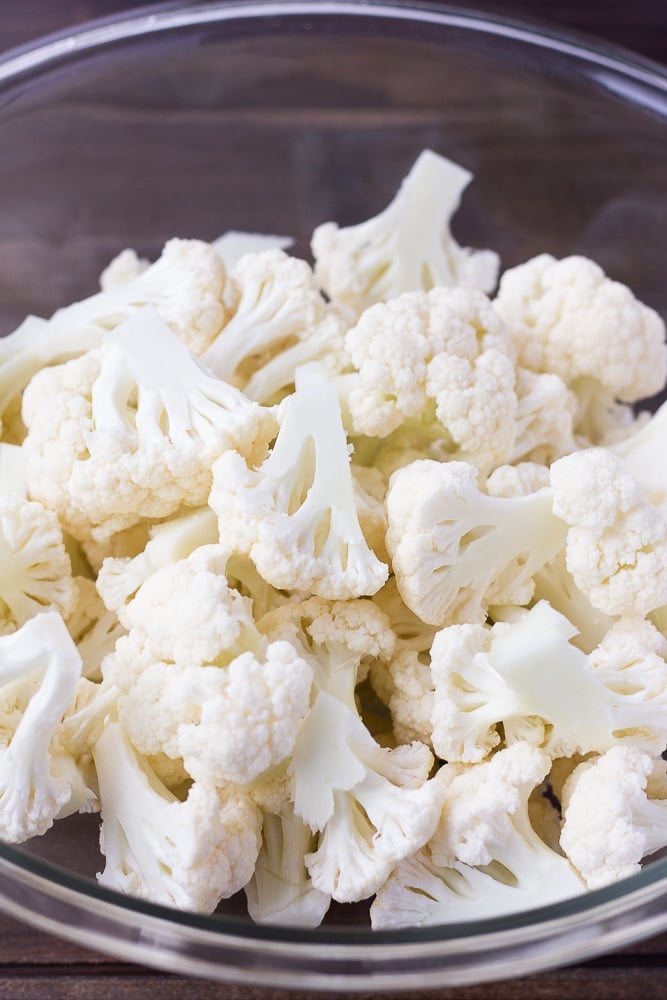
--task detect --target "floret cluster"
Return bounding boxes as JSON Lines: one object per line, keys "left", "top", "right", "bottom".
{"left": 1, "top": 150, "right": 667, "bottom": 927}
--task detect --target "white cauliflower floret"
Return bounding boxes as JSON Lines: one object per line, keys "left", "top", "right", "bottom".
{"left": 485, "top": 461, "right": 551, "bottom": 498}
{"left": 244, "top": 804, "right": 331, "bottom": 927}
{"left": 109, "top": 546, "right": 313, "bottom": 786}
{"left": 96, "top": 506, "right": 218, "bottom": 617}
{"left": 202, "top": 249, "right": 348, "bottom": 403}
{"left": 495, "top": 253, "right": 667, "bottom": 404}
{"left": 429, "top": 600, "right": 667, "bottom": 764}
{"left": 371, "top": 743, "right": 584, "bottom": 928}
{"left": 0, "top": 496, "right": 77, "bottom": 636}
{"left": 22, "top": 307, "right": 277, "bottom": 541}
{"left": 209, "top": 363, "right": 388, "bottom": 600}
{"left": 385, "top": 459, "right": 566, "bottom": 626}
{"left": 259, "top": 594, "right": 395, "bottom": 706}
{"left": 342, "top": 287, "right": 516, "bottom": 471}
{"left": 370, "top": 647, "right": 435, "bottom": 747}
{"left": 550, "top": 448, "right": 667, "bottom": 617}
{"left": 52, "top": 237, "right": 231, "bottom": 355}
{"left": 66, "top": 577, "right": 126, "bottom": 681}
{"left": 560, "top": 746, "right": 667, "bottom": 889}
{"left": 510, "top": 367, "right": 578, "bottom": 465}
{"left": 99, "top": 248, "right": 149, "bottom": 291}
{"left": 612, "top": 398, "right": 667, "bottom": 518}
{"left": 261, "top": 595, "right": 442, "bottom": 903}
{"left": 292, "top": 691, "right": 444, "bottom": 902}
{"left": 312, "top": 149, "right": 499, "bottom": 314}
{"left": 0, "top": 613, "right": 87, "bottom": 842}
{"left": 211, "top": 230, "right": 293, "bottom": 269}
{"left": 0, "top": 315, "right": 103, "bottom": 435}
{"left": 94, "top": 722, "right": 262, "bottom": 913}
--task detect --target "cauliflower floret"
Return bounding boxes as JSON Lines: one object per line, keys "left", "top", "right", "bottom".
{"left": 292, "top": 691, "right": 444, "bottom": 902}
{"left": 494, "top": 254, "right": 667, "bottom": 420}
{"left": 259, "top": 595, "right": 442, "bottom": 903}
{"left": 485, "top": 461, "right": 551, "bottom": 498}
{"left": 211, "top": 230, "right": 293, "bottom": 269}
{"left": 0, "top": 315, "right": 105, "bottom": 439}
{"left": 202, "top": 249, "right": 349, "bottom": 403}
{"left": 560, "top": 746, "right": 667, "bottom": 889}
{"left": 94, "top": 722, "right": 262, "bottom": 913}
{"left": 385, "top": 459, "right": 566, "bottom": 626}
{"left": 109, "top": 545, "right": 313, "bottom": 787}
{"left": 209, "top": 363, "right": 388, "bottom": 600}
{"left": 510, "top": 367, "right": 578, "bottom": 465}
{"left": 99, "top": 248, "right": 149, "bottom": 291}
{"left": 342, "top": 287, "right": 516, "bottom": 471}
{"left": 371, "top": 743, "right": 584, "bottom": 928}
{"left": 52, "top": 237, "right": 231, "bottom": 355}
{"left": 612, "top": 398, "right": 667, "bottom": 518}
{"left": 429, "top": 600, "right": 667, "bottom": 764}
{"left": 312, "top": 149, "right": 499, "bottom": 315}
{"left": 96, "top": 506, "right": 218, "bottom": 617}
{"left": 244, "top": 804, "right": 331, "bottom": 927}
{"left": 550, "top": 448, "right": 667, "bottom": 617}
{"left": 0, "top": 613, "right": 87, "bottom": 842}
{"left": 66, "top": 577, "right": 125, "bottom": 681}
{"left": 22, "top": 307, "right": 277, "bottom": 541}
{"left": 0, "top": 496, "right": 77, "bottom": 636}
{"left": 259, "top": 594, "right": 395, "bottom": 707}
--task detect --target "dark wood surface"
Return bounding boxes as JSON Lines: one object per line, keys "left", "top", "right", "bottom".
{"left": 1, "top": 1, "right": 667, "bottom": 997}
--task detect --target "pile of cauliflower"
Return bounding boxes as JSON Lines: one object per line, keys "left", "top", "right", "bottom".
{"left": 2, "top": 149, "right": 667, "bottom": 929}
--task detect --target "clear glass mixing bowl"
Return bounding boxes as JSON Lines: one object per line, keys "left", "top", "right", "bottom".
{"left": 0, "top": 0, "right": 666, "bottom": 988}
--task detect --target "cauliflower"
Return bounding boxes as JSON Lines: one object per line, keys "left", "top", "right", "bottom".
{"left": 560, "top": 746, "right": 667, "bottom": 889}
{"left": 259, "top": 595, "right": 442, "bottom": 902}
{"left": 209, "top": 363, "right": 388, "bottom": 600}
{"left": 109, "top": 545, "right": 313, "bottom": 787}
{"left": 510, "top": 367, "right": 578, "bottom": 465}
{"left": 0, "top": 613, "right": 88, "bottom": 842}
{"left": 550, "top": 448, "right": 667, "bottom": 617}
{"left": 612, "top": 397, "right": 667, "bottom": 517}
{"left": 51, "top": 237, "right": 231, "bottom": 355}
{"left": 94, "top": 722, "right": 262, "bottom": 913}
{"left": 22, "top": 307, "right": 277, "bottom": 541}
{"left": 371, "top": 743, "right": 584, "bottom": 928}
{"left": 66, "top": 577, "right": 126, "bottom": 681}
{"left": 0, "top": 315, "right": 103, "bottom": 437}
{"left": 96, "top": 506, "right": 218, "bottom": 617}
{"left": 429, "top": 600, "right": 667, "bottom": 764}
{"left": 0, "top": 496, "right": 77, "bottom": 636}
{"left": 99, "top": 248, "right": 149, "bottom": 291}
{"left": 494, "top": 254, "right": 667, "bottom": 442}
{"left": 292, "top": 692, "right": 444, "bottom": 902}
{"left": 211, "top": 230, "right": 293, "bottom": 269}
{"left": 386, "top": 459, "right": 566, "bottom": 626}
{"left": 342, "top": 287, "right": 516, "bottom": 471}
{"left": 312, "top": 149, "right": 499, "bottom": 314}
{"left": 244, "top": 804, "right": 331, "bottom": 927}
{"left": 202, "top": 249, "right": 348, "bottom": 403}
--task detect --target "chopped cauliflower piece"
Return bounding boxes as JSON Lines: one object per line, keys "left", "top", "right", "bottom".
{"left": 23, "top": 307, "right": 277, "bottom": 541}
{"left": 312, "top": 149, "right": 499, "bottom": 314}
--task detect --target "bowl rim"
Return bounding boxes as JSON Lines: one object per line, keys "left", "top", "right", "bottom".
{"left": 0, "top": 0, "right": 666, "bottom": 989}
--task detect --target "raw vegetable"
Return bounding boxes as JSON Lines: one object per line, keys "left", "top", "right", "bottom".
{"left": 1, "top": 150, "right": 666, "bottom": 931}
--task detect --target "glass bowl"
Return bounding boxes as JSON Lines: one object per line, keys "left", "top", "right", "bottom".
{"left": 1, "top": 0, "right": 667, "bottom": 988}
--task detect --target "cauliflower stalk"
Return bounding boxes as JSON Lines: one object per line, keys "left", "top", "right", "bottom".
{"left": 209, "top": 362, "right": 388, "bottom": 600}
{"left": 312, "top": 149, "right": 499, "bottom": 314}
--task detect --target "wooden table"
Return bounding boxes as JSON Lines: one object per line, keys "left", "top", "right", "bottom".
{"left": 1, "top": 1, "right": 666, "bottom": 997}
